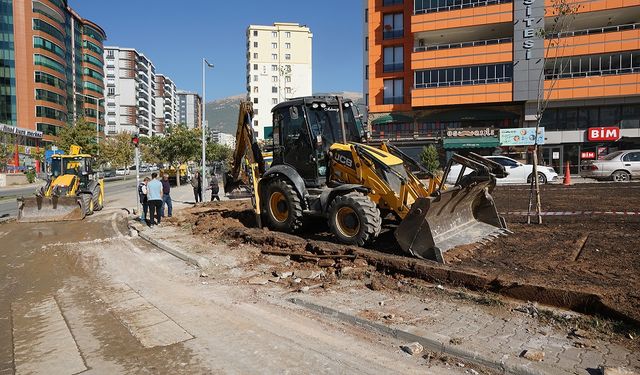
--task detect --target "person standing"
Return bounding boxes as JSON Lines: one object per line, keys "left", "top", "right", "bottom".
{"left": 191, "top": 171, "right": 202, "bottom": 203}
{"left": 146, "top": 172, "right": 163, "bottom": 226}
{"left": 161, "top": 173, "right": 173, "bottom": 217}
{"left": 207, "top": 174, "right": 220, "bottom": 201}
{"left": 138, "top": 177, "right": 150, "bottom": 222}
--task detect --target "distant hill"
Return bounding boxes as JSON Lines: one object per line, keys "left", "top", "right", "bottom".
{"left": 204, "top": 92, "right": 364, "bottom": 134}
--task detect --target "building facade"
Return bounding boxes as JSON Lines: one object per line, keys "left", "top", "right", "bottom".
{"left": 0, "top": 0, "right": 106, "bottom": 151}
{"left": 176, "top": 90, "right": 202, "bottom": 129}
{"left": 365, "top": 0, "right": 640, "bottom": 173}
{"left": 246, "top": 22, "right": 313, "bottom": 140}
{"left": 154, "top": 74, "right": 177, "bottom": 135}
{"left": 103, "top": 46, "right": 156, "bottom": 137}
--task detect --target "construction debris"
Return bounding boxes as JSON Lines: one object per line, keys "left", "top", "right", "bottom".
{"left": 400, "top": 342, "right": 424, "bottom": 356}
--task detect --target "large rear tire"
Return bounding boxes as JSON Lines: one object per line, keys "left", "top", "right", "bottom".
{"left": 81, "top": 193, "right": 94, "bottom": 216}
{"left": 328, "top": 192, "right": 381, "bottom": 246}
{"left": 264, "top": 179, "right": 303, "bottom": 233}
{"left": 92, "top": 183, "right": 103, "bottom": 211}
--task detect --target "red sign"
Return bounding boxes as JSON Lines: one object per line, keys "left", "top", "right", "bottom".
{"left": 581, "top": 151, "right": 596, "bottom": 159}
{"left": 588, "top": 127, "right": 620, "bottom": 142}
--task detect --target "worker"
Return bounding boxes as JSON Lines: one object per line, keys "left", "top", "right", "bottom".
{"left": 207, "top": 174, "right": 220, "bottom": 201}
{"left": 138, "top": 177, "right": 150, "bottom": 223}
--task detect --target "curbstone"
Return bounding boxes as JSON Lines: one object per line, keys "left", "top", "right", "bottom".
{"left": 0, "top": 216, "right": 16, "bottom": 224}
{"left": 288, "top": 297, "right": 573, "bottom": 375}
{"left": 127, "top": 221, "right": 210, "bottom": 269}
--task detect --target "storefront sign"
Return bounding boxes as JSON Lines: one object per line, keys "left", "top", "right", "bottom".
{"left": 587, "top": 127, "right": 620, "bottom": 142}
{"left": 597, "top": 146, "right": 608, "bottom": 159}
{"left": 581, "top": 151, "right": 596, "bottom": 159}
{"left": 499, "top": 127, "right": 545, "bottom": 146}
{"left": 522, "top": 0, "right": 536, "bottom": 60}
{"left": 446, "top": 127, "right": 496, "bottom": 138}
{"left": 0, "top": 123, "right": 43, "bottom": 139}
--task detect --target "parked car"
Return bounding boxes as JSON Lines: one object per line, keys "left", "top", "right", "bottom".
{"left": 115, "top": 168, "right": 130, "bottom": 176}
{"left": 102, "top": 169, "right": 116, "bottom": 178}
{"left": 446, "top": 155, "right": 558, "bottom": 185}
{"left": 580, "top": 149, "right": 640, "bottom": 182}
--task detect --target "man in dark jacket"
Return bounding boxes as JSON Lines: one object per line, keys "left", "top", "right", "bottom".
{"left": 191, "top": 171, "right": 202, "bottom": 203}
{"left": 161, "top": 173, "right": 172, "bottom": 217}
{"left": 208, "top": 174, "right": 220, "bottom": 201}
{"left": 138, "top": 177, "right": 150, "bottom": 222}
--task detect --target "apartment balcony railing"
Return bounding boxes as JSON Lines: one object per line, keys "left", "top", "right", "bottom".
{"left": 383, "top": 63, "right": 405, "bottom": 72}
{"left": 546, "top": 23, "right": 640, "bottom": 39}
{"left": 414, "top": 0, "right": 512, "bottom": 14}
{"left": 383, "top": 0, "right": 403, "bottom": 5}
{"left": 545, "top": 67, "right": 640, "bottom": 81}
{"left": 416, "top": 76, "right": 511, "bottom": 89}
{"left": 383, "top": 29, "right": 404, "bottom": 40}
{"left": 413, "top": 37, "right": 512, "bottom": 52}
{"left": 383, "top": 96, "right": 405, "bottom": 104}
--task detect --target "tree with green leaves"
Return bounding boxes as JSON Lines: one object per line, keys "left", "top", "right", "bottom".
{"left": 140, "top": 136, "right": 163, "bottom": 166}
{"left": 158, "top": 124, "right": 200, "bottom": 186}
{"left": 0, "top": 133, "right": 16, "bottom": 172}
{"left": 100, "top": 132, "right": 134, "bottom": 170}
{"left": 56, "top": 117, "right": 99, "bottom": 156}
{"left": 206, "top": 142, "right": 233, "bottom": 164}
{"left": 419, "top": 144, "right": 440, "bottom": 175}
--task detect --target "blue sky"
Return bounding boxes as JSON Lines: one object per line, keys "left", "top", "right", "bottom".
{"left": 70, "top": 0, "right": 364, "bottom": 102}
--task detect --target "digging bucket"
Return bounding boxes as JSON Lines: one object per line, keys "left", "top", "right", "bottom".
{"left": 17, "top": 195, "right": 85, "bottom": 223}
{"left": 395, "top": 179, "right": 506, "bottom": 263}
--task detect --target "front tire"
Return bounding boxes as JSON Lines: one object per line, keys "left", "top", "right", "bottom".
{"left": 264, "top": 179, "right": 303, "bottom": 232}
{"left": 612, "top": 170, "right": 630, "bottom": 182}
{"left": 527, "top": 172, "right": 547, "bottom": 184}
{"left": 328, "top": 192, "right": 381, "bottom": 246}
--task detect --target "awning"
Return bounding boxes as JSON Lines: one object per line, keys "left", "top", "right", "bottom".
{"left": 371, "top": 113, "right": 413, "bottom": 126}
{"left": 443, "top": 137, "right": 500, "bottom": 149}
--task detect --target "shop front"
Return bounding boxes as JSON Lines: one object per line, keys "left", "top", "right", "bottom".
{"left": 442, "top": 127, "right": 501, "bottom": 158}
{"left": 0, "top": 123, "right": 44, "bottom": 173}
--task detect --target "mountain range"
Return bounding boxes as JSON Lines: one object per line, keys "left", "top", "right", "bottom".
{"left": 205, "top": 92, "right": 364, "bottom": 134}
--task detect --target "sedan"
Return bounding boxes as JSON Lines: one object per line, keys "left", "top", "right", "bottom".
{"left": 580, "top": 149, "right": 640, "bottom": 182}
{"left": 446, "top": 155, "right": 558, "bottom": 185}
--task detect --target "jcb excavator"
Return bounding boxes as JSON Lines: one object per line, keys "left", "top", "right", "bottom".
{"left": 224, "top": 97, "right": 508, "bottom": 263}
{"left": 17, "top": 145, "right": 104, "bottom": 222}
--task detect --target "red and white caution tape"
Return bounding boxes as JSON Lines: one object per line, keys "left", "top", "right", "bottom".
{"left": 502, "top": 211, "right": 640, "bottom": 216}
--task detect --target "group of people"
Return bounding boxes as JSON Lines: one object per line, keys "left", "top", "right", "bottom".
{"left": 138, "top": 171, "right": 220, "bottom": 226}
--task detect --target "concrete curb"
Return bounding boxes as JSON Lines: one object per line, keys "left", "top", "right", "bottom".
{"left": 288, "top": 297, "right": 569, "bottom": 375}
{"left": 0, "top": 216, "right": 16, "bottom": 224}
{"left": 127, "top": 220, "right": 210, "bottom": 269}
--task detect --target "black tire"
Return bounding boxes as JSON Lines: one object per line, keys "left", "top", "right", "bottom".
{"left": 611, "top": 170, "right": 631, "bottom": 182}
{"left": 328, "top": 192, "right": 381, "bottom": 246}
{"left": 81, "top": 193, "right": 94, "bottom": 216}
{"left": 527, "top": 172, "right": 547, "bottom": 184}
{"left": 91, "top": 182, "right": 103, "bottom": 211}
{"left": 263, "top": 179, "right": 303, "bottom": 233}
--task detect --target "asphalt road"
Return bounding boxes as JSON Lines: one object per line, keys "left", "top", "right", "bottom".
{"left": 0, "top": 177, "right": 140, "bottom": 219}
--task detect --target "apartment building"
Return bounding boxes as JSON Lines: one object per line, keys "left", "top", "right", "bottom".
{"left": 366, "top": 0, "right": 640, "bottom": 173}
{"left": 176, "top": 91, "right": 202, "bottom": 129}
{"left": 246, "top": 22, "right": 313, "bottom": 140}
{"left": 103, "top": 47, "right": 156, "bottom": 137}
{"left": 210, "top": 130, "right": 235, "bottom": 149}
{"left": 0, "top": 0, "right": 106, "bottom": 169}
{"left": 154, "top": 74, "right": 177, "bottom": 135}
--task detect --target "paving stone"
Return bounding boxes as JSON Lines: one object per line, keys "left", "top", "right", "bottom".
{"left": 601, "top": 367, "right": 640, "bottom": 375}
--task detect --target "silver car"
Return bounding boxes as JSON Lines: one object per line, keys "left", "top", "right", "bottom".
{"left": 580, "top": 149, "right": 640, "bottom": 182}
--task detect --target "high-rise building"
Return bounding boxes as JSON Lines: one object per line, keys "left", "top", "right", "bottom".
{"left": 176, "top": 91, "right": 202, "bottom": 130}
{"left": 103, "top": 47, "right": 156, "bottom": 137}
{"left": 365, "top": 0, "right": 640, "bottom": 174}
{"left": 154, "top": 74, "right": 177, "bottom": 135}
{"left": 0, "top": 0, "right": 106, "bottom": 147}
{"left": 246, "top": 22, "right": 313, "bottom": 140}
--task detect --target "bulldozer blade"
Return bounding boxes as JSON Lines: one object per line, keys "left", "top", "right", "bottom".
{"left": 395, "top": 181, "right": 506, "bottom": 263}
{"left": 17, "top": 195, "right": 85, "bottom": 223}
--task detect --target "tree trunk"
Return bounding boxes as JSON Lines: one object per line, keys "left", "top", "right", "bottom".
{"left": 175, "top": 163, "right": 181, "bottom": 187}
{"left": 531, "top": 145, "right": 543, "bottom": 224}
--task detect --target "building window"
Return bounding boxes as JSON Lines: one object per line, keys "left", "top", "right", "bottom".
{"left": 271, "top": 65, "right": 278, "bottom": 71}
{"left": 253, "top": 53, "right": 258, "bottom": 59}
{"left": 285, "top": 76, "right": 291, "bottom": 83}
{"left": 34, "top": 54, "right": 65, "bottom": 74}
{"left": 32, "top": 19, "right": 64, "bottom": 42}
{"left": 414, "top": 0, "right": 509, "bottom": 14}
{"left": 272, "top": 86, "right": 278, "bottom": 93}
{"left": 33, "top": 37, "right": 64, "bottom": 58}
{"left": 272, "top": 98, "right": 278, "bottom": 104}
{"left": 365, "top": 65, "right": 369, "bottom": 80}
{"left": 272, "top": 76, "right": 278, "bottom": 82}
{"left": 414, "top": 63, "right": 513, "bottom": 88}
{"left": 253, "top": 75, "right": 258, "bottom": 81}
{"left": 272, "top": 53, "right": 278, "bottom": 60}
{"left": 383, "top": 46, "right": 404, "bottom": 72}
{"left": 253, "top": 64, "right": 258, "bottom": 70}
{"left": 285, "top": 87, "right": 292, "bottom": 94}
{"left": 108, "top": 87, "right": 115, "bottom": 95}
{"left": 544, "top": 51, "right": 640, "bottom": 80}
{"left": 365, "top": 37, "right": 368, "bottom": 51}
{"left": 272, "top": 42, "right": 277, "bottom": 49}
{"left": 285, "top": 42, "right": 291, "bottom": 49}
{"left": 365, "top": 94, "right": 369, "bottom": 106}
{"left": 365, "top": 8, "right": 368, "bottom": 22}
{"left": 106, "top": 50, "right": 115, "bottom": 58}
{"left": 253, "top": 86, "right": 259, "bottom": 93}
{"left": 253, "top": 42, "right": 258, "bottom": 48}
{"left": 253, "top": 30, "right": 258, "bottom": 37}
{"left": 382, "top": 13, "right": 403, "bottom": 40}
{"left": 253, "top": 98, "right": 258, "bottom": 104}
{"left": 272, "top": 31, "right": 277, "bottom": 38}
{"left": 254, "top": 120, "right": 259, "bottom": 127}
{"left": 285, "top": 54, "right": 291, "bottom": 60}
{"left": 285, "top": 31, "right": 291, "bottom": 38}
{"left": 383, "top": 0, "right": 403, "bottom": 5}
{"left": 383, "top": 79, "right": 403, "bottom": 104}
{"left": 255, "top": 109, "right": 258, "bottom": 115}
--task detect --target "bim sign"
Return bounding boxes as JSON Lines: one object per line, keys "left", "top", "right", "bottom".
{"left": 581, "top": 151, "right": 596, "bottom": 159}
{"left": 587, "top": 127, "right": 620, "bottom": 142}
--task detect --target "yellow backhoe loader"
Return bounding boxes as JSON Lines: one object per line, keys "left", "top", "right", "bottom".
{"left": 224, "top": 97, "right": 508, "bottom": 263}
{"left": 17, "top": 145, "right": 104, "bottom": 222}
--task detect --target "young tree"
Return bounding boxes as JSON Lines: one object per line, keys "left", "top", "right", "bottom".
{"left": 419, "top": 144, "right": 440, "bottom": 175}
{"left": 0, "top": 133, "right": 16, "bottom": 172}
{"left": 56, "top": 117, "right": 99, "bottom": 156}
{"left": 528, "top": 0, "right": 581, "bottom": 224}
{"left": 140, "top": 136, "right": 163, "bottom": 166}
{"left": 100, "top": 132, "right": 134, "bottom": 170}
{"left": 159, "top": 124, "right": 200, "bottom": 186}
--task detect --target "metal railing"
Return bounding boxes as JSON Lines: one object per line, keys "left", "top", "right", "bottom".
{"left": 547, "top": 23, "right": 640, "bottom": 39}
{"left": 413, "top": 37, "right": 512, "bottom": 52}
{"left": 414, "top": 0, "right": 512, "bottom": 15}
{"left": 415, "top": 76, "right": 511, "bottom": 89}
{"left": 383, "top": 96, "right": 405, "bottom": 104}
{"left": 383, "top": 0, "right": 403, "bottom": 5}
{"left": 383, "top": 63, "right": 405, "bottom": 72}
{"left": 383, "top": 29, "right": 404, "bottom": 40}
{"left": 545, "top": 67, "right": 640, "bottom": 80}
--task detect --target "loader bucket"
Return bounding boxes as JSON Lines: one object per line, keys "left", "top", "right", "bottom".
{"left": 395, "top": 179, "right": 507, "bottom": 263}
{"left": 17, "top": 195, "right": 85, "bottom": 223}
{"left": 223, "top": 172, "right": 254, "bottom": 199}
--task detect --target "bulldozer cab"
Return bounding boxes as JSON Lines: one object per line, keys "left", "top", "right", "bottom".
{"left": 271, "top": 97, "right": 364, "bottom": 187}
{"left": 50, "top": 155, "right": 94, "bottom": 189}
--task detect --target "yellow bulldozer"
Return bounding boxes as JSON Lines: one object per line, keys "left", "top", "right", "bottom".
{"left": 17, "top": 145, "right": 104, "bottom": 222}
{"left": 224, "top": 97, "right": 508, "bottom": 263}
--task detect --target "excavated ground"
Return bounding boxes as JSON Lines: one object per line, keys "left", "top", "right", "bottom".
{"left": 166, "top": 183, "right": 640, "bottom": 330}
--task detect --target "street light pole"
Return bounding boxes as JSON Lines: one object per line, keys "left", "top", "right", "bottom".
{"left": 202, "top": 59, "right": 214, "bottom": 194}
{"left": 75, "top": 92, "right": 103, "bottom": 153}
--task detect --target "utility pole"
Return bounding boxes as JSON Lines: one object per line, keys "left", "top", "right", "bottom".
{"left": 202, "top": 59, "right": 214, "bottom": 192}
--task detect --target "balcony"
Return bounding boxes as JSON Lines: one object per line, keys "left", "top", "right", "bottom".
{"left": 383, "top": 0, "right": 403, "bottom": 5}
{"left": 383, "top": 29, "right": 404, "bottom": 40}
{"left": 383, "top": 62, "right": 405, "bottom": 72}
{"left": 412, "top": 38, "right": 512, "bottom": 69}
{"left": 383, "top": 96, "right": 405, "bottom": 104}
{"left": 546, "top": 24, "right": 640, "bottom": 58}
{"left": 412, "top": 1, "right": 512, "bottom": 33}
{"left": 412, "top": 83, "right": 512, "bottom": 106}
{"left": 414, "top": 0, "right": 512, "bottom": 14}
{"left": 545, "top": 0, "right": 640, "bottom": 14}
{"left": 545, "top": 72, "right": 640, "bottom": 100}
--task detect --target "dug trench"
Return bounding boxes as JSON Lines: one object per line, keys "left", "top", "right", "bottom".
{"left": 166, "top": 183, "right": 640, "bottom": 332}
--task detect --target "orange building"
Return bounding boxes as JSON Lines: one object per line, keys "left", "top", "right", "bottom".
{"left": 0, "top": 0, "right": 106, "bottom": 170}
{"left": 365, "top": 0, "right": 640, "bottom": 173}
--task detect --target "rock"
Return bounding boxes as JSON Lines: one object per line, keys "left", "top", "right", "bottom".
{"left": 275, "top": 270, "right": 293, "bottom": 278}
{"left": 293, "top": 278, "right": 302, "bottom": 283}
{"left": 469, "top": 370, "right": 479, "bottom": 375}
{"left": 368, "top": 278, "right": 385, "bottom": 291}
{"left": 569, "top": 328, "right": 590, "bottom": 339}
{"left": 378, "top": 301, "right": 385, "bottom": 306}
{"left": 400, "top": 342, "right": 424, "bottom": 356}
{"left": 199, "top": 272, "right": 209, "bottom": 278}
{"left": 300, "top": 286, "right": 310, "bottom": 293}
{"left": 456, "top": 363, "right": 465, "bottom": 367}
{"left": 248, "top": 277, "right": 269, "bottom": 285}
{"left": 295, "top": 269, "right": 322, "bottom": 279}
{"left": 600, "top": 367, "right": 639, "bottom": 375}
{"left": 317, "top": 259, "right": 335, "bottom": 268}
{"left": 268, "top": 277, "right": 280, "bottom": 283}
{"left": 201, "top": 281, "right": 209, "bottom": 285}
{"left": 436, "top": 284, "right": 444, "bottom": 291}
{"left": 625, "top": 333, "right": 634, "bottom": 340}
{"left": 383, "top": 314, "right": 395, "bottom": 320}
{"left": 521, "top": 350, "right": 545, "bottom": 362}
{"left": 353, "top": 258, "right": 368, "bottom": 267}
